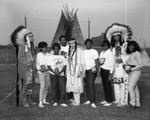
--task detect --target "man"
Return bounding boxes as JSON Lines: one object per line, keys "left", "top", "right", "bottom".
{"left": 11, "top": 25, "right": 36, "bottom": 107}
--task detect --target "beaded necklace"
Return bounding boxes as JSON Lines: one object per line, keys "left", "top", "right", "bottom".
{"left": 68, "top": 48, "right": 77, "bottom": 86}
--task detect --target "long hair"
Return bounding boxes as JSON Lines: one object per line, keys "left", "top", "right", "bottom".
{"left": 68, "top": 41, "right": 77, "bottom": 57}
{"left": 111, "top": 34, "right": 124, "bottom": 47}
{"left": 126, "top": 41, "right": 141, "bottom": 54}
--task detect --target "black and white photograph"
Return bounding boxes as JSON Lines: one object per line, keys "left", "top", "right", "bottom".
{"left": 0, "top": 0, "right": 150, "bottom": 120}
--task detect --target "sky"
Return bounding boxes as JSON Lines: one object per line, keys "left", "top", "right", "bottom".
{"left": 0, "top": 0, "right": 150, "bottom": 47}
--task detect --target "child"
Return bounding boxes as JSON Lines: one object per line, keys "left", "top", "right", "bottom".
{"left": 99, "top": 40, "right": 115, "bottom": 106}
{"left": 47, "top": 42, "right": 68, "bottom": 107}
{"left": 83, "top": 39, "right": 99, "bottom": 108}
{"left": 36, "top": 41, "right": 50, "bottom": 108}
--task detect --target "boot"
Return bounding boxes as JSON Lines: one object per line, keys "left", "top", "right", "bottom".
{"left": 22, "top": 96, "right": 30, "bottom": 107}
{"left": 73, "top": 93, "right": 80, "bottom": 106}
{"left": 27, "top": 95, "right": 36, "bottom": 105}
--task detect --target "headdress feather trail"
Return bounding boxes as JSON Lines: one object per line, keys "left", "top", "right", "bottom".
{"left": 105, "top": 23, "right": 133, "bottom": 42}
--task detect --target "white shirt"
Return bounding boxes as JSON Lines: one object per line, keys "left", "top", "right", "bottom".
{"left": 84, "top": 49, "right": 99, "bottom": 70}
{"left": 99, "top": 49, "right": 115, "bottom": 73}
{"left": 46, "top": 55, "right": 66, "bottom": 76}
{"left": 36, "top": 52, "right": 49, "bottom": 73}
{"left": 60, "top": 44, "right": 69, "bottom": 58}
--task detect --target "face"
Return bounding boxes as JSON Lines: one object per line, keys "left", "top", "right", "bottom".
{"left": 86, "top": 41, "right": 92, "bottom": 49}
{"left": 113, "top": 35, "right": 120, "bottom": 41}
{"left": 60, "top": 37, "right": 67, "bottom": 46}
{"left": 102, "top": 44, "right": 108, "bottom": 51}
{"left": 41, "top": 47, "right": 47, "bottom": 53}
{"left": 128, "top": 44, "right": 134, "bottom": 52}
{"left": 28, "top": 33, "right": 34, "bottom": 43}
{"left": 53, "top": 46, "right": 60, "bottom": 54}
{"left": 69, "top": 41, "right": 76, "bottom": 49}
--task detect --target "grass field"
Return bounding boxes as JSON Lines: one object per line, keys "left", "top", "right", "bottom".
{"left": 0, "top": 65, "right": 150, "bottom": 120}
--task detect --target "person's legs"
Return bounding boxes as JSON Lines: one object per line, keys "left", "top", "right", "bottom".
{"left": 113, "top": 84, "right": 121, "bottom": 104}
{"left": 50, "top": 74, "right": 59, "bottom": 104}
{"left": 88, "top": 70, "right": 97, "bottom": 104}
{"left": 73, "top": 93, "right": 81, "bottom": 106}
{"left": 84, "top": 70, "right": 90, "bottom": 103}
{"left": 128, "top": 71, "right": 141, "bottom": 106}
{"left": 135, "top": 85, "right": 140, "bottom": 107}
{"left": 43, "top": 73, "right": 50, "bottom": 104}
{"left": 58, "top": 76, "right": 67, "bottom": 104}
{"left": 38, "top": 73, "right": 46, "bottom": 107}
{"left": 100, "top": 68, "right": 114, "bottom": 103}
{"left": 21, "top": 78, "right": 29, "bottom": 107}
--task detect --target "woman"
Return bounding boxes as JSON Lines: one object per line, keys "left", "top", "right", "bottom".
{"left": 125, "top": 40, "right": 143, "bottom": 110}
{"left": 83, "top": 39, "right": 99, "bottom": 108}
{"left": 66, "top": 38, "right": 85, "bottom": 106}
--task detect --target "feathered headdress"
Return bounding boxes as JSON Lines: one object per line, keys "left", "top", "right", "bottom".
{"left": 105, "top": 23, "right": 132, "bottom": 42}
{"left": 11, "top": 25, "right": 32, "bottom": 48}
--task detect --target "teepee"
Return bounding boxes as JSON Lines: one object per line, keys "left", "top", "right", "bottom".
{"left": 141, "top": 40, "right": 150, "bottom": 66}
{"left": 141, "top": 49, "right": 150, "bottom": 66}
{"left": 51, "top": 5, "right": 84, "bottom": 46}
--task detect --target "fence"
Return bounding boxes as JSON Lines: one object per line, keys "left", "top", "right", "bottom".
{"left": 0, "top": 45, "right": 150, "bottom": 65}
{"left": 0, "top": 45, "right": 16, "bottom": 64}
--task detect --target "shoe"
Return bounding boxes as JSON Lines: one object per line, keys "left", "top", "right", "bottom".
{"left": 22, "top": 102, "right": 30, "bottom": 107}
{"left": 100, "top": 101, "right": 107, "bottom": 104}
{"left": 69, "top": 99, "right": 74, "bottom": 103}
{"left": 83, "top": 101, "right": 90, "bottom": 105}
{"left": 116, "top": 103, "right": 124, "bottom": 107}
{"left": 53, "top": 102, "right": 58, "bottom": 106}
{"left": 103, "top": 103, "right": 112, "bottom": 106}
{"left": 91, "top": 103, "right": 97, "bottom": 108}
{"left": 113, "top": 101, "right": 119, "bottom": 104}
{"left": 135, "top": 106, "right": 141, "bottom": 109}
{"left": 43, "top": 101, "right": 50, "bottom": 105}
{"left": 70, "top": 101, "right": 76, "bottom": 105}
{"left": 73, "top": 102, "right": 80, "bottom": 106}
{"left": 129, "top": 102, "right": 136, "bottom": 110}
{"left": 39, "top": 103, "right": 44, "bottom": 108}
{"left": 61, "top": 103, "right": 68, "bottom": 107}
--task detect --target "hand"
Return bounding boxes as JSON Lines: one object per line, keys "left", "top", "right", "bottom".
{"left": 123, "top": 65, "right": 131, "bottom": 74}
{"left": 99, "top": 58, "right": 105, "bottom": 66}
{"left": 108, "top": 74, "right": 113, "bottom": 81}
{"left": 91, "top": 67, "right": 97, "bottom": 73}
{"left": 54, "top": 68, "right": 59, "bottom": 75}
{"left": 116, "top": 59, "right": 123, "bottom": 63}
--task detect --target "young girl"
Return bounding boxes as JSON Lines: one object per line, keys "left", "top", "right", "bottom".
{"left": 83, "top": 39, "right": 99, "bottom": 108}
{"left": 99, "top": 40, "right": 115, "bottom": 106}
{"left": 36, "top": 41, "right": 50, "bottom": 108}
{"left": 66, "top": 38, "right": 85, "bottom": 106}
{"left": 47, "top": 42, "right": 68, "bottom": 107}
{"left": 125, "top": 40, "right": 143, "bottom": 110}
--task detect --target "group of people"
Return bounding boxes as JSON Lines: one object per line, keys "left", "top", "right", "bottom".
{"left": 11, "top": 23, "right": 143, "bottom": 110}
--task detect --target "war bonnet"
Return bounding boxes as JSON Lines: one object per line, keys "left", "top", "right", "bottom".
{"left": 105, "top": 23, "right": 132, "bottom": 42}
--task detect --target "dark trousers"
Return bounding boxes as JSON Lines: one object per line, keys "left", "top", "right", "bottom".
{"left": 84, "top": 70, "right": 97, "bottom": 103}
{"left": 50, "top": 74, "right": 66, "bottom": 103}
{"left": 100, "top": 68, "right": 114, "bottom": 103}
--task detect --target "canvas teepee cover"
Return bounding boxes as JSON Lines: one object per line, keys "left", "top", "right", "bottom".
{"left": 141, "top": 49, "right": 150, "bottom": 66}
{"left": 51, "top": 7, "right": 84, "bottom": 46}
